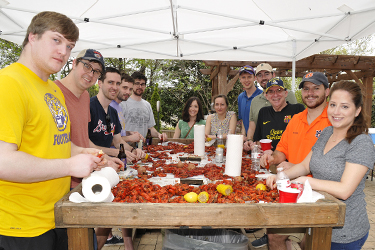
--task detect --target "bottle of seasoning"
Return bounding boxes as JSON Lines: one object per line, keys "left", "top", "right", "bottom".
{"left": 117, "top": 143, "right": 127, "bottom": 170}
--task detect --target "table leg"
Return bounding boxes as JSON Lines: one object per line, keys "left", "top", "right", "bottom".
{"left": 305, "top": 227, "right": 332, "bottom": 250}
{"left": 67, "top": 228, "right": 94, "bottom": 250}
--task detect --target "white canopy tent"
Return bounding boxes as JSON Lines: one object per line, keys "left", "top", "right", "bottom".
{"left": 1, "top": 0, "right": 375, "bottom": 86}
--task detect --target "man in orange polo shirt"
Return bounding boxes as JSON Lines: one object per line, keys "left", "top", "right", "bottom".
{"left": 252, "top": 72, "right": 331, "bottom": 249}
{"left": 261, "top": 72, "right": 331, "bottom": 170}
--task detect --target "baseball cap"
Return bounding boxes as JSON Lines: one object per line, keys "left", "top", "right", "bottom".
{"left": 255, "top": 63, "right": 273, "bottom": 74}
{"left": 265, "top": 78, "right": 286, "bottom": 92}
{"left": 299, "top": 72, "right": 329, "bottom": 89}
{"left": 76, "top": 49, "right": 105, "bottom": 72}
{"left": 239, "top": 65, "right": 255, "bottom": 75}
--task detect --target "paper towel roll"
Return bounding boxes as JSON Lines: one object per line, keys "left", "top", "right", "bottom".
{"left": 224, "top": 134, "right": 243, "bottom": 177}
{"left": 81, "top": 167, "right": 119, "bottom": 202}
{"left": 194, "top": 124, "right": 205, "bottom": 156}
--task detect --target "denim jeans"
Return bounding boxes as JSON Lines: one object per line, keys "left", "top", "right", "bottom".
{"left": 331, "top": 232, "right": 369, "bottom": 250}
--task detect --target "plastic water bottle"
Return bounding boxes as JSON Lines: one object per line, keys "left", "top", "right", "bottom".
{"left": 251, "top": 145, "right": 260, "bottom": 171}
{"left": 215, "top": 147, "right": 224, "bottom": 163}
{"left": 276, "top": 167, "right": 291, "bottom": 190}
{"left": 216, "top": 129, "right": 224, "bottom": 148}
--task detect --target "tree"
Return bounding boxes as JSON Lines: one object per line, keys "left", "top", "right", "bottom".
{"left": 150, "top": 83, "right": 162, "bottom": 131}
{"left": 0, "top": 38, "right": 21, "bottom": 69}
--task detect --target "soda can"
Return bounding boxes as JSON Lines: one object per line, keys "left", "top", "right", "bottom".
{"left": 290, "top": 181, "right": 304, "bottom": 199}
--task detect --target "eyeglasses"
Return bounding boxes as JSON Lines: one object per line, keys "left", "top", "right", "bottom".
{"left": 134, "top": 82, "right": 146, "bottom": 87}
{"left": 78, "top": 59, "right": 102, "bottom": 78}
{"left": 105, "top": 113, "right": 111, "bottom": 133}
{"left": 267, "top": 88, "right": 284, "bottom": 95}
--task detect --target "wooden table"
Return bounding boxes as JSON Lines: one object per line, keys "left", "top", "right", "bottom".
{"left": 55, "top": 187, "right": 345, "bottom": 250}
{"left": 55, "top": 140, "right": 345, "bottom": 250}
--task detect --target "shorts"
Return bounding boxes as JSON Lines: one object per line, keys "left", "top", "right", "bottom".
{"left": 268, "top": 228, "right": 305, "bottom": 242}
{"left": 331, "top": 232, "right": 369, "bottom": 250}
{"left": 0, "top": 228, "right": 67, "bottom": 250}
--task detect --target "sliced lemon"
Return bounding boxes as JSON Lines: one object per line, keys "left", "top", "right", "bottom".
{"left": 184, "top": 192, "right": 198, "bottom": 203}
{"left": 217, "top": 144, "right": 225, "bottom": 149}
{"left": 206, "top": 137, "right": 212, "bottom": 142}
{"left": 198, "top": 192, "right": 209, "bottom": 203}
{"left": 256, "top": 183, "right": 267, "bottom": 191}
{"left": 144, "top": 154, "right": 149, "bottom": 160}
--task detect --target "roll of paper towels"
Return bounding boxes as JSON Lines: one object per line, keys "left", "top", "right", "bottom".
{"left": 224, "top": 134, "right": 243, "bottom": 177}
{"left": 81, "top": 167, "right": 119, "bottom": 202}
{"left": 194, "top": 124, "right": 205, "bottom": 156}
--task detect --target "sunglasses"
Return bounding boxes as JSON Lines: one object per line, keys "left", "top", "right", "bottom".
{"left": 105, "top": 113, "right": 111, "bottom": 133}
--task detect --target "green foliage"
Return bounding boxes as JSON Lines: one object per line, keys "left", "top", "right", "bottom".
{"left": 320, "top": 35, "right": 375, "bottom": 56}
{"left": 0, "top": 39, "right": 21, "bottom": 69}
{"left": 150, "top": 83, "right": 162, "bottom": 131}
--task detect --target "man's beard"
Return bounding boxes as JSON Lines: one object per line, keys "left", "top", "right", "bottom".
{"left": 133, "top": 89, "right": 143, "bottom": 97}
{"left": 118, "top": 94, "right": 130, "bottom": 102}
{"left": 303, "top": 94, "right": 325, "bottom": 109}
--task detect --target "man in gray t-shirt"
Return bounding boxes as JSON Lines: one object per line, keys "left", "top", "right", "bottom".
{"left": 120, "top": 71, "right": 167, "bottom": 140}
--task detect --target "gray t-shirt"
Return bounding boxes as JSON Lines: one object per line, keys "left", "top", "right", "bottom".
{"left": 120, "top": 97, "right": 156, "bottom": 138}
{"left": 310, "top": 126, "right": 375, "bottom": 243}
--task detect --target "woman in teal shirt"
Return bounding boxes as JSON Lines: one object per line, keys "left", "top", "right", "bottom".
{"left": 173, "top": 97, "right": 206, "bottom": 138}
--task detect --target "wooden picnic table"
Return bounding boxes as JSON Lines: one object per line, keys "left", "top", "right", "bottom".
{"left": 55, "top": 139, "right": 346, "bottom": 250}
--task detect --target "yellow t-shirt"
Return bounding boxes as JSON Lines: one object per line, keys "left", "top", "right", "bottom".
{"left": 0, "top": 63, "right": 71, "bottom": 237}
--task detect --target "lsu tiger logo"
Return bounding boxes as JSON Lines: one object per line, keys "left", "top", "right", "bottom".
{"left": 44, "top": 93, "right": 69, "bottom": 131}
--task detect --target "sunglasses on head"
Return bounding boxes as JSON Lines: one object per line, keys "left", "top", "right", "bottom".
{"left": 105, "top": 113, "right": 111, "bottom": 133}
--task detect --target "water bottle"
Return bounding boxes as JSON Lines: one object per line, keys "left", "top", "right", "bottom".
{"left": 215, "top": 147, "right": 224, "bottom": 163}
{"left": 251, "top": 145, "right": 260, "bottom": 171}
{"left": 217, "top": 129, "right": 224, "bottom": 148}
{"left": 276, "top": 167, "right": 291, "bottom": 190}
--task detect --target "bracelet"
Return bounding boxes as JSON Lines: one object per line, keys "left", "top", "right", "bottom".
{"left": 247, "top": 139, "right": 253, "bottom": 142}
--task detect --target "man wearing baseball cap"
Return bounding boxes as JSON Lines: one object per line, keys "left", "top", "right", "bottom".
{"left": 237, "top": 65, "right": 263, "bottom": 139}
{"left": 244, "top": 63, "right": 297, "bottom": 151}
{"left": 253, "top": 72, "right": 330, "bottom": 249}
{"left": 249, "top": 78, "right": 304, "bottom": 151}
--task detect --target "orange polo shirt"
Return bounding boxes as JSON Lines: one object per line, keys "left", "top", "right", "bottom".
{"left": 275, "top": 105, "right": 331, "bottom": 164}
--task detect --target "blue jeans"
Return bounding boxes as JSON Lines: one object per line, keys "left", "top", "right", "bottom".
{"left": 331, "top": 232, "right": 368, "bottom": 250}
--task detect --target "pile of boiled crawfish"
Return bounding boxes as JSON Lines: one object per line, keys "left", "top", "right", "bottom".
{"left": 112, "top": 142, "right": 279, "bottom": 203}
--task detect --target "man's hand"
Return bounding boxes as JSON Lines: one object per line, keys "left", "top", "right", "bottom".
{"left": 243, "top": 140, "right": 255, "bottom": 151}
{"left": 125, "top": 150, "right": 136, "bottom": 162}
{"left": 125, "top": 132, "right": 145, "bottom": 143}
{"left": 159, "top": 133, "right": 168, "bottom": 141}
{"left": 134, "top": 148, "right": 146, "bottom": 159}
{"left": 67, "top": 154, "right": 101, "bottom": 178}
{"left": 260, "top": 153, "right": 274, "bottom": 168}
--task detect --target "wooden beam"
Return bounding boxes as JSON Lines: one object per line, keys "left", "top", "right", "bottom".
{"left": 226, "top": 73, "right": 240, "bottom": 93}
{"left": 344, "top": 70, "right": 362, "bottom": 85}
{"left": 210, "top": 65, "right": 221, "bottom": 80}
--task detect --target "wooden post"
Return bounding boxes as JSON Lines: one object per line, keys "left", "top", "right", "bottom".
{"left": 363, "top": 76, "right": 373, "bottom": 127}
{"left": 218, "top": 65, "right": 228, "bottom": 95}
{"left": 68, "top": 228, "right": 94, "bottom": 250}
{"left": 305, "top": 227, "right": 332, "bottom": 250}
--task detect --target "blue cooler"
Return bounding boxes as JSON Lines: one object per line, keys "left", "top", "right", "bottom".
{"left": 369, "top": 128, "right": 375, "bottom": 144}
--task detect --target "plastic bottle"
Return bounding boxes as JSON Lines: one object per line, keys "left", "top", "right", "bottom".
{"left": 251, "top": 145, "right": 260, "bottom": 171}
{"left": 276, "top": 167, "right": 291, "bottom": 190}
{"left": 216, "top": 129, "right": 224, "bottom": 148}
{"left": 138, "top": 139, "right": 143, "bottom": 149}
{"left": 215, "top": 147, "right": 224, "bottom": 163}
{"left": 117, "top": 143, "right": 127, "bottom": 170}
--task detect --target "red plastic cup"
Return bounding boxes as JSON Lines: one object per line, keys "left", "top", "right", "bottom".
{"left": 279, "top": 188, "right": 300, "bottom": 203}
{"left": 260, "top": 139, "right": 272, "bottom": 151}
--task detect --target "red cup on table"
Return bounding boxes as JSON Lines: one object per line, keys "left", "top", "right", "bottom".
{"left": 260, "top": 139, "right": 272, "bottom": 151}
{"left": 279, "top": 188, "right": 300, "bottom": 203}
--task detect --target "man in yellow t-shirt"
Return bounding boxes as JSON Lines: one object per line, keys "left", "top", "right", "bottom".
{"left": 0, "top": 11, "right": 102, "bottom": 250}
